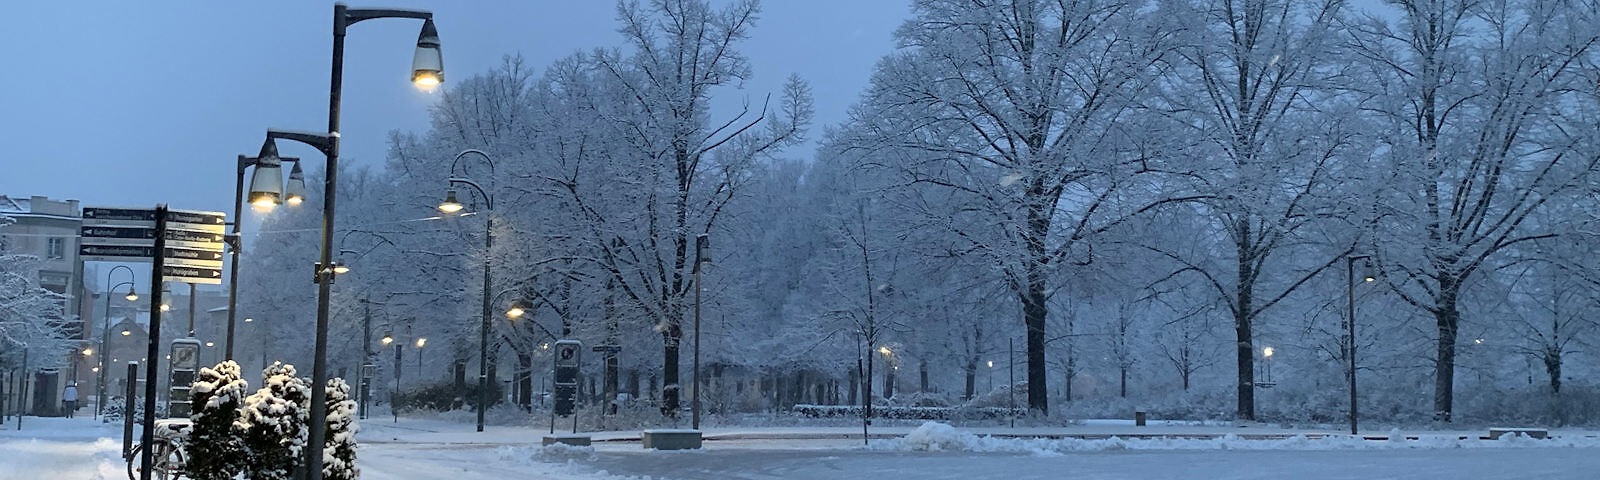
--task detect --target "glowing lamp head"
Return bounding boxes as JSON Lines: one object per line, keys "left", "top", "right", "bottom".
{"left": 284, "top": 161, "right": 307, "bottom": 206}
{"left": 1263, "top": 347, "right": 1275, "bottom": 358}
{"left": 878, "top": 346, "right": 891, "bottom": 356}
{"left": 381, "top": 335, "right": 394, "bottom": 346}
{"left": 987, "top": 360, "right": 994, "bottom": 368}
{"left": 121, "top": 329, "right": 131, "bottom": 336}
{"left": 124, "top": 288, "right": 139, "bottom": 302}
{"left": 247, "top": 139, "right": 284, "bottom": 209}
{"left": 438, "top": 189, "right": 465, "bottom": 214}
{"left": 332, "top": 261, "right": 350, "bottom": 275}
{"left": 159, "top": 303, "right": 170, "bottom": 312}
{"left": 82, "top": 348, "right": 94, "bottom": 356}
{"left": 244, "top": 317, "right": 254, "bottom": 323}
{"left": 506, "top": 300, "right": 530, "bottom": 319}
{"left": 411, "top": 18, "right": 444, "bottom": 89}
{"left": 205, "top": 342, "right": 214, "bottom": 347}
{"left": 415, "top": 338, "right": 426, "bottom": 348}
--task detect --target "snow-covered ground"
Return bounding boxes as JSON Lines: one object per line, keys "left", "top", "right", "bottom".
{"left": 6, "top": 415, "right": 1600, "bottom": 479}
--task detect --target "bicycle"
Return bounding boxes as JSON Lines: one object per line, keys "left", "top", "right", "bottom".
{"left": 126, "top": 419, "right": 191, "bottom": 480}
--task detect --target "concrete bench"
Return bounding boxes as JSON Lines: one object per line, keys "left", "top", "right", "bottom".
{"left": 542, "top": 435, "right": 592, "bottom": 446}
{"left": 1488, "top": 428, "right": 1548, "bottom": 440}
{"left": 642, "top": 429, "right": 703, "bottom": 450}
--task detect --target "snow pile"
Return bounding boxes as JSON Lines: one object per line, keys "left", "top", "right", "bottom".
{"left": 876, "top": 422, "right": 1600, "bottom": 454}
{"left": 901, "top": 421, "right": 982, "bottom": 451}
{"left": 530, "top": 443, "right": 598, "bottom": 462}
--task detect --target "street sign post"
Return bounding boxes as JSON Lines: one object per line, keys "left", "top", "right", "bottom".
{"left": 80, "top": 206, "right": 226, "bottom": 284}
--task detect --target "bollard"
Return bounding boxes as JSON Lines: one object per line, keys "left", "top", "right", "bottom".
{"left": 123, "top": 362, "right": 138, "bottom": 459}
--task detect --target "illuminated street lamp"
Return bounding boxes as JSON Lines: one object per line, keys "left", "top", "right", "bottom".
{"left": 1345, "top": 254, "right": 1376, "bottom": 435}
{"left": 253, "top": 5, "right": 444, "bottom": 474}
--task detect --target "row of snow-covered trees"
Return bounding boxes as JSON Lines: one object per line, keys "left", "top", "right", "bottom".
{"left": 240, "top": 0, "right": 1600, "bottom": 425}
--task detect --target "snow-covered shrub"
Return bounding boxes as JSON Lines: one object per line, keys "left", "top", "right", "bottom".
{"left": 242, "top": 362, "right": 309, "bottom": 480}
{"left": 184, "top": 361, "right": 250, "bottom": 480}
{"left": 322, "top": 377, "right": 359, "bottom": 480}
{"left": 393, "top": 381, "right": 502, "bottom": 412}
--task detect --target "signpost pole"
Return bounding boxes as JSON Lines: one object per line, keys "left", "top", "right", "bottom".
{"left": 138, "top": 205, "right": 168, "bottom": 480}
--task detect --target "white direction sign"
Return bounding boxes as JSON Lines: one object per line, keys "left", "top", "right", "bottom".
{"left": 163, "top": 265, "right": 223, "bottom": 284}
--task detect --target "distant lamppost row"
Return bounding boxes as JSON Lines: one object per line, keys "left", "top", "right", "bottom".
{"left": 438, "top": 148, "right": 496, "bottom": 433}
{"left": 1346, "top": 254, "right": 1375, "bottom": 435}
{"left": 97, "top": 265, "right": 137, "bottom": 418}
{"left": 225, "top": 148, "right": 304, "bottom": 360}
{"left": 254, "top": 5, "right": 442, "bottom": 478}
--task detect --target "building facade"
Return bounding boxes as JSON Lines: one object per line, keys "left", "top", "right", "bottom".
{"left": 1, "top": 195, "right": 88, "bottom": 416}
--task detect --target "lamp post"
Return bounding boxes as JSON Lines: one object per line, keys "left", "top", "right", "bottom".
{"left": 438, "top": 148, "right": 495, "bottom": 433}
{"left": 98, "top": 265, "right": 138, "bottom": 418}
{"left": 225, "top": 150, "right": 303, "bottom": 360}
{"left": 1346, "top": 255, "right": 1375, "bottom": 435}
{"left": 692, "top": 233, "right": 709, "bottom": 430}
{"left": 258, "top": 6, "right": 441, "bottom": 477}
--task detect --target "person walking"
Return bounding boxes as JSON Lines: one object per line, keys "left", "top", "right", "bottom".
{"left": 62, "top": 383, "right": 79, "bottom": 418}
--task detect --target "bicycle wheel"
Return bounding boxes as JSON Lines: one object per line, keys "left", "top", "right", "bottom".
{"left": 126, "top": 439, "right": 186, "bottom": 480}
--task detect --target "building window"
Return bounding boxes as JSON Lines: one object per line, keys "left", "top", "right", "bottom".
{"left": 47, "top": 237, "right": 65, "bottom": 259}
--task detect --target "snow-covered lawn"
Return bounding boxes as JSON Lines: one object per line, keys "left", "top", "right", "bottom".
{"left": 6, "top": 416, "right": 1600, "bottom": 479}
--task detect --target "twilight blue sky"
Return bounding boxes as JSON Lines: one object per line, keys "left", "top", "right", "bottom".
{"left": 2, "top": 0, "right": 908, "bottom": 215}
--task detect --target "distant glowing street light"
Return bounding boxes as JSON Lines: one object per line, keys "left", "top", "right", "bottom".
{"left": 987, "top": 360, "right": 994, "bottom": 368}
{"left": 1263, "top": 347, "right": 1275, "bottom": 358}
{"left": 415, "top": 337, "right": 426, "bottom": 348}
{"left": 124, "top": 288, "right": 139, "bottom": 302}
{"left": 381, "top": 335, "right": 394, "bottom": 346}
{"left": 121, "top": 329, "right": 132, "bottom": 337}
{"left": 437, "top": 189, "right": 464, "bottom": 214}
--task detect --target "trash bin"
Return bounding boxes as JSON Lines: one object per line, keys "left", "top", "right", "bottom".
{"left": 1135, "top": 411, "right": 1147, "bottom": 426}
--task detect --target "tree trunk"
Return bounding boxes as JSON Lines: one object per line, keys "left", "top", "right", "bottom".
{"left": 848, "top": 367, "right": 859, "bottom": 405}
{"left": 1234, "top": 224, "right": 1257, "bottom": 421}
{"left": 517, "top": 352, "right": 533, "bottom": 411}
{"left": 1434, "top": 274, "right": 1460, "bottom": 422}
{"left": 1024, "top": 180, "right": 1051, "bottom": 416}
{"left": 1545, "top": 351, "right": 1561, "bottom": 394}
{"left": 964, "top": 358, "right": 976, "bottom": 400}
{"left": 1120, "top": 367, "right": 1127, "bottom": 398}
{"left": 919, "top": 360, "right": 929, "bottom": 393}
{"left": 661, "top": 325, "right": 682, "bottom": 417}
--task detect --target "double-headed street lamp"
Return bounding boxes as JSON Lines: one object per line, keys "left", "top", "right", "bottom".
{"left": 97, "top": 265, "right": 139, "bottom": 418}
{"left": 437, "top": 148, "right": 496, "bottom": 433}
{"left": 225, "top": 145, "right": 305, "bottom": 360}
{"left": 252, "top": 5, "right": 442, "bottom": 478}
{"left": 1346, "top": 255, "right": 1375, "bottom": 435}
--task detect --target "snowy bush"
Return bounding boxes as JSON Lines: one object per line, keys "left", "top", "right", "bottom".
{"left": 393, "top": 380, "right": 502, "bottom": 412}
{"left": 242, "top": 362, "right": 310, "bottom": 480}
{"left": 323, "top": 377, "right": 359, "bottom": 480}
{"left": 184, "top": 361, "right": 250, "bottom": 480}
{"left": 102, "top": 397, "right": 168, "bottom": 424}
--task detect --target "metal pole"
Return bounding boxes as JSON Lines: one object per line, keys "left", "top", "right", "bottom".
{"left": 123, "top": 362, "right": 138, "bottom": 458}
{"left": 17, "top": 347, "right": 27, "bottom": 430}
{"left": 139, "top": 205, "right": 168, "bottom": 480}
{"left": 187, "top": 283, "right": 197, "bottom": 337}
{"left": 1347, "top": 257, "right": 1358, "bottom": 436}
{"left": 1009, "top": 337, "right": 1015, "bottom": 428}
{"left": 304, "top": 7, "right": 348, "bottom": 478}
{"left": 478, "top": 216, "right": 492, "bottom": 432}
{"left": 224, "top": 156, "right": 246, "bottom": 360}
{"left": 692, "top": 263, "right": 701, "bottom": 430}
{"left": 361, "top": 300, "right": 370, "bottom": 420}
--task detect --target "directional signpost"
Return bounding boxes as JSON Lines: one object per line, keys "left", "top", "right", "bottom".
{"left": 80, "top": 206, "right": 226, "bottom": 284}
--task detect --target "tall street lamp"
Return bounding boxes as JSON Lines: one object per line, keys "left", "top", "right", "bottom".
{"left": 98, "top": 265, "right": 138, "bottom": 418}
{"left": 1346, "top": 254, "right": 1375, "bottom": 435}
{"left": 259, "top": 5, "right": 442, "bottom": 477}
{"left": 438, "top": 148, "right": 495, "bottom": 433}
{"left": 224, "top": 146, "right": 303, "bottom": 360}
{"left": 692, "top": 233, "right": 709, "bottom": 430}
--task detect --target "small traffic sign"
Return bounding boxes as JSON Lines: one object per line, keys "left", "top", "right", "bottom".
{"left": 79, "top": 244, "right": 156, "bottom": 262}
{"left": 82, "top": 207, "right": 157, "bottom": 222}
{"left": 166, "top": 209, "right": 226, "bottom": 230}
{"left": 163, "top": 265, "right": 223, "bottom": 285}
{"left": 166, "top": 228, "right": 226, "bottom": 245}
{"left": 165, "top": 247, "right": 225, "bottom": 267}
{"left": 81, "top": 225, "right": 156, "bottom": 240}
